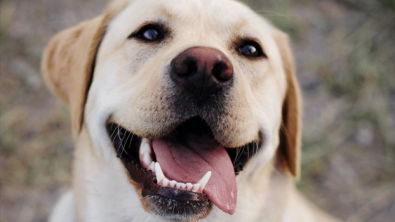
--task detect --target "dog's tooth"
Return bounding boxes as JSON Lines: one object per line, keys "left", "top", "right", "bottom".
{"left": 143, "top": 153, "right": 152, "bottom": 166}
{"left": 162, "top": 178, "right": 169, "bottom": 187}
{"left": 176, "top": 182, "right": 182, "bottom": 189}
{"left": 180, "top": 183, "right": 186, "bottom": 190}
{"left": 186, "top": 183, "right": 193, "bottom": 191}
{"left": 149, "top": 162, "right": 156, "bottom": 172}
{"left": 170, "top": 180, "right": 177, "bottom": 188}
{"left": 197, "top": 171, "right": 211, "bottom": 191}
{"left": 139, "top": 138, "right": 151, "bottom": 155}
{"left": 192, "top": 184, "right": 200, "bottom": 192}
{"left": 155, "top": 162, "right": 165, "bottom": 183}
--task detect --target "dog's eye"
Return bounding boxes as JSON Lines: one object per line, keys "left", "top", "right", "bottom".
{"left": 238, "top": 41, "right": 265, "bottom": 58}
{"left": 140, "top": 28, "right": 159, "bottom": 41}
{"left": 130, "top": 24, "right": 165, "bottom": 42}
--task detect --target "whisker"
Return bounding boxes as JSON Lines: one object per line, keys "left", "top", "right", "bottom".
{"left": 123, "top": 131, "right": 131, "bottom": 155}
{"left": 119, "top": 127, "right": 129, "bottom": 157}
{"left": 108, "top": 123, "right": 117, "bottom": 144}
{"left": 116, "top": 126, "right": 124, "bottom": 156}
{"left": 234, "top": 146, "right": 245, "bottom": 164}
{"left": 111, "top": 125, "right": 120, "bottom": 143}
{"left": 232, "top": 147, "right": 240, "bottom": 165}
{"left": 254, "top": 141, "right": 259, "bottom": 156}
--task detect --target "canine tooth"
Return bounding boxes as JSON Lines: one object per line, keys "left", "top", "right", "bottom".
{"left": 139, "top": 138, "right": 151, "bottom": 155}
{"left": 197, "top": 171, "right": 211, "bottom": 191}
{"left": 155, "top": 163, "right": 165, "bottom": 183}
{"left": 192, "top": 184, "right": 200, "bottom": 192}
{"left": 180, "top": 183, "right": 187, "bottom": 190}
{"left": 149, "top": 162, "right": 156, "bottom": 172}
{"left": 162, "top": 178, "right": 169, "bottom": 187}
{"left": 143, "top": 153, "right": 152, "bottom": 166}
{"left": 186, "top": 183, "right": 193, "bottom": 190}
{"left": 170, "top": 180, "right": 177, "bottom": 188}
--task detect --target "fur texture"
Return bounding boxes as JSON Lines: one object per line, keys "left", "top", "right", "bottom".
{"left": 42, "top": 0, "right": 338, "bottom": 221}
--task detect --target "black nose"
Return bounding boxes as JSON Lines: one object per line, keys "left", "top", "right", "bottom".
{"left": 171, "top": 47, "right": 234, "bottom": 98}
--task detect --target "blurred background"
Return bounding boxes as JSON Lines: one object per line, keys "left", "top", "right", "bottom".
{"left": 0, "top": 0, "right": 394, "bottom": 221}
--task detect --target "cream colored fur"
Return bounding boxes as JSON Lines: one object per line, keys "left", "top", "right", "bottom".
{"left": 42, "top": 0, "right": 338, "bottom": 221}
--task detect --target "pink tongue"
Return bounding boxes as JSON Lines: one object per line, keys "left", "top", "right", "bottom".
{"left": 151, "top": 133, "right": 237, "bottom": 214}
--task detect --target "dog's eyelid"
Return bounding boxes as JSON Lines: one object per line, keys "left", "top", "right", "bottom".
{"left": 127, "top": 22, "right": 168, "bottom": 42}
{"left": 234, "top": 37, "right": 267, "bottom": 59}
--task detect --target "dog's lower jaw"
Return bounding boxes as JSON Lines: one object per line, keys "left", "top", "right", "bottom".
{"left": 73, "top": 128, "right": 206, "bottom": 221}
{"left": 70, "top": 127, "right": 295, "bottom": 222}
{"left": 72, "top": 128, "right": 152, "bottom": 221}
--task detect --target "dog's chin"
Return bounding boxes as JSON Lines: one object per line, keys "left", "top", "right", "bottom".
{"left": 123, "top": 161, "right": 212, "bottom": 221}
{"left": 106, "top": 116, "right": 262, "bottom": 220}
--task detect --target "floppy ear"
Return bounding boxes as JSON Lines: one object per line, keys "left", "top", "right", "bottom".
{"left": 275, "top": 31, "right": 302, "bottom": 179}
{"left": 41, "top": 15, "right": 108, "bottom": 139}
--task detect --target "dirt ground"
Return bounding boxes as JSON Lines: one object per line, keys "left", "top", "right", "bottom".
{"left": 1, "top": 0, "right": 394, "bottom": 222}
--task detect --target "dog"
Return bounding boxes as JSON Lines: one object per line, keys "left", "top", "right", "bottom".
{"left": 42, "top": 0, "right": 338, "bottom": 221}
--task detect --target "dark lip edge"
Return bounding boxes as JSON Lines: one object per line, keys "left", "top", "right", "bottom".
{"left": 106, "top": 118, "right": 263, "bottom": 151}
{"left": 105, "top": 119, "right": 262, "bottom": 197}
{"left": 106, "top": 122, "right": 211, "bottom": 203}
{"left": 120, "top": 156, "right": 209, "bottom": 202}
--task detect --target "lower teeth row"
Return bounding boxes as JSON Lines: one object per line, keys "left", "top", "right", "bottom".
{"left": 139, "top": 139, "right": 211, "bottom": 193}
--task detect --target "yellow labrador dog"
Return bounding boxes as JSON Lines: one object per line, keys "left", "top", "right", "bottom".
{"left": 42, "top": 0, "right": 338, "bottom": 221}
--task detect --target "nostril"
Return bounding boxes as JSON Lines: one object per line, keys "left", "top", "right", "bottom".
{"left": 173, "top": 57, "right": 198, "bottom": 77}
{"left": 212, "top": 62, "right": 225, "bottom": 81}
{"left": 212, "top": 62, "right": 233, "bottom": 82}
{"left": 171, "top": 47, "right": 234, "bottom": 98}
{"left": 184, "top": 58, "right": 198, "bottom": 76}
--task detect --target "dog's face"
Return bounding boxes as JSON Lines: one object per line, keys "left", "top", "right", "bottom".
{"left": 42, "top": 0, "right": 301, "bottom": 221}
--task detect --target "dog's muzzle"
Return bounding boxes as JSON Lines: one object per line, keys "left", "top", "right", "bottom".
{"left": 105, "top": 47, "right": 262, "bottom": 220}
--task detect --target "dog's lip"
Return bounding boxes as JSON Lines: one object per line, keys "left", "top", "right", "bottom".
{"left": 106, "top": 117, "right": 262, "bottom": 175}
{"left": 106, "top": 121, "right": 212, "bottom": 200}
{"left": 107, "top": 118, "right": 262, "bottom": 150}
{"left": 121, "top": 156, "right": 208, "bottom": 202}
{"left": 106, "top": 117, "right": 262, "bottom": 214}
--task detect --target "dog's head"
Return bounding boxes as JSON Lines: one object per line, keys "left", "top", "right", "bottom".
{"left": 42, "top": 0, "right": 301, "bottom": 220}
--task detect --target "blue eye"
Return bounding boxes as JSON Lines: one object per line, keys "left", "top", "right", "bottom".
{"left": 141, "top": 28, "right": 159, "bottom": 41}
{"left": 130, "top": 24, "right": 166, "bottom": 42}
{"left": 238, "top": 41, "right": 265, "bottom": 58}
{"left": 240, "top": 45, "right": 257, "bottom": 56}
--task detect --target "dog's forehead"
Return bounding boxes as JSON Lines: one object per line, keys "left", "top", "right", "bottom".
{"left": 108, "top": 0, "right": 271, "bottom": 37}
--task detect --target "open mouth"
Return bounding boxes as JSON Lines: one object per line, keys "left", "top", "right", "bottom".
{"left": 106, "top": 117, "right": 261, "bottom": 217}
